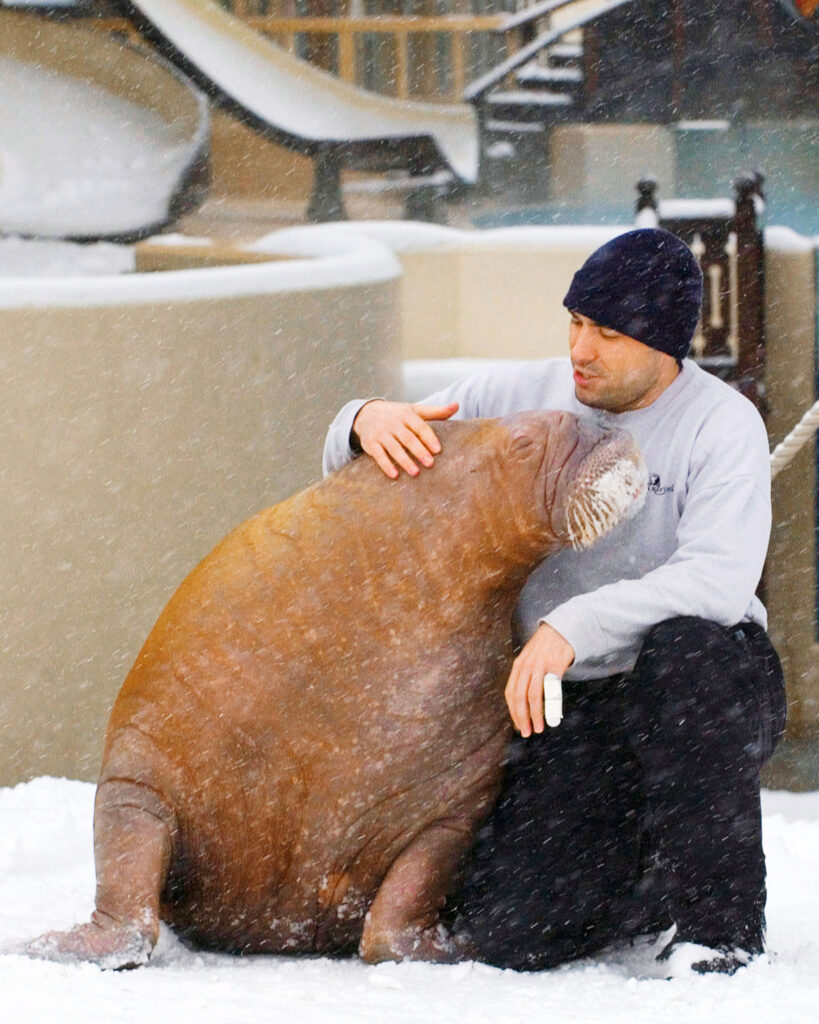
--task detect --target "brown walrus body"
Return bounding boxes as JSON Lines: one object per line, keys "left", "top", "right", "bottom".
{"left": 30, "top": 412, "right": 645, "bottom": 968}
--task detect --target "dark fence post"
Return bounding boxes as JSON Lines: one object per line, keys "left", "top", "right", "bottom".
{"left": 733, "top": 173, "right": 767, "bottom": 413}
{"left": 635, "top": 177, "right": 659, "bottom": 216}
{"left": 635, "top": 173, "right": 767, "bottom": 414}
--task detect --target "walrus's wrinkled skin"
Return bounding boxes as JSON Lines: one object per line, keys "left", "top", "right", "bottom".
{"left": 29, "top": 412, "right": 645, "bottom": 969}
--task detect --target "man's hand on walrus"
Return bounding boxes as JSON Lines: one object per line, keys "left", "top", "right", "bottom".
{"left": 352, "top": 399, "right": 459, "bottom": 479}
{"left": 353, "top": 402, "right": 578, "bottom": 735}
{"left": 506, "top": 623, "right": 575, "bottom": 737}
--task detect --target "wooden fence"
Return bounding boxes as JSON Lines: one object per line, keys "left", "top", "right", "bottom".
{"left": 249, "top": 16, "right": 505, "bottom": 99}
{"left": 88, "top": 7, "right": 509, "bottom": 102}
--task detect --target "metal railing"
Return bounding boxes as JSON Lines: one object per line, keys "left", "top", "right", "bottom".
{"left": 501, "top": 0, "right": 590, "bottom": 34}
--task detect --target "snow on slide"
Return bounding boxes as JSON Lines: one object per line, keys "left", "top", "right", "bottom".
{"left": 124, "top": 0, "right": 480, "bottom": 184}
{"left": 0, "top": 12, "right": 208, "bottom": 240}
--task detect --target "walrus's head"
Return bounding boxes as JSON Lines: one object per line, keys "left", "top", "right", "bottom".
{"left": 501, "top": 411, "right": 646, "bottom": 552}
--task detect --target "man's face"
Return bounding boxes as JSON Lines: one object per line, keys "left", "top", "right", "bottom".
{"left": 568, "top": 311, "right": 679, "bottom": 413}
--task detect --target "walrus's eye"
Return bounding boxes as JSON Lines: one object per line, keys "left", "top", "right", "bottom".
{"left": 510, "top": 435, "right": 535, "bottom": 458}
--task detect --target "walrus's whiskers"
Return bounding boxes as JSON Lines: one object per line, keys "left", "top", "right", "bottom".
{"left": 568, "top": 455, "right": 647, "bottom": 550}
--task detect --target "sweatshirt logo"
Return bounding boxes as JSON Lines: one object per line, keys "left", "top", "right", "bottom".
{"left": 648, "top": 473, "right": 674, "bottom": 495}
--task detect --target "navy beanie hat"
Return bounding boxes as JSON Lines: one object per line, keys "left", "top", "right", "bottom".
{"left": 562, "top": 228, "right": 703, "bottom": 362}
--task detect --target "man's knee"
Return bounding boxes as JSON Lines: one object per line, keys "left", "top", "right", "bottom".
{"left": 642, "top": 616, "right": 728, "bottom": 660}
{"left": 636, "top": 617, "right": 749, "bottom": 695}
{"left": 625, "top": 616, "right": 780, "bottom": 769}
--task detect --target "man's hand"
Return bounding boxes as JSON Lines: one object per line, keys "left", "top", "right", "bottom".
{"left": 352, "top": 399, "right": 460, "bottom": 480}
{"left": 505, "top": 623, "right": 575, "bottom": 737}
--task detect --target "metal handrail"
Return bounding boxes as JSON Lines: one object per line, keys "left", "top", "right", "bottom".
{"left": 465, "top": 0, "right": 634, "bottom": 101}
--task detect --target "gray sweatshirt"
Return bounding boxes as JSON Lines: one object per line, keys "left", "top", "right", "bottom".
{"left": 322, "top": 358, "right": 771, "bottom": 681}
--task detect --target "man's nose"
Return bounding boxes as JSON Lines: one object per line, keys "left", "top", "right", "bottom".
{"left": 571, "top": 323, "right": 598, "bottom": 363}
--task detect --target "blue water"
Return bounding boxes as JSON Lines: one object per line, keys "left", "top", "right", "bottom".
{"left": 477, "top": 121, "right": 819, "bottom": 236}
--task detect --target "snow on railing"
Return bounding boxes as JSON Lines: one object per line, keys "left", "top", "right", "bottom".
{"left": 465, "top": 0, "right": 634, "bottom": 100}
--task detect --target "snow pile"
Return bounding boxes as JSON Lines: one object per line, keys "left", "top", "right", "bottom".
{"left": 0, "top": 57, "right": 200, "bottom": 238}
{"left": 0, "top": 778, "right": 817, "bottom": 1023}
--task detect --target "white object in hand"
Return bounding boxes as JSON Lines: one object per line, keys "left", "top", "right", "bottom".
{"left": 543, "top": 673, "right": 563, "bottom": 727}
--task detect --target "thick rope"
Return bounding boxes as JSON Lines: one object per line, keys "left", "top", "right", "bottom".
{"left": 770, "top": 399, "right": 819, "bottom": 480}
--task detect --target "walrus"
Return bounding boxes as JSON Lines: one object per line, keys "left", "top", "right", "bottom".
{"left": 28, "top": 411, "right": 645, "bottom": 969}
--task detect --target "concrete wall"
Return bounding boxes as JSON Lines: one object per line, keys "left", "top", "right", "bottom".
{"left": 765, "top": 228, "right": 819, "bottom": 739}
{"left": 549, "top": 124, "right": 677, "bottom": 211}
{"left": 209, "top": 111, "right": 314, "bottom": 204}
{"left": 398, "top": 226, "right": 624, "bottom": 362}
{"left": 0, "top": 237, "right": 401, "bottom": 785}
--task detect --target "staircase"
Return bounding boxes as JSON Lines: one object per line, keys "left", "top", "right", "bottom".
{"left": 469, "top": 0, "right": 634, "bottom": 197}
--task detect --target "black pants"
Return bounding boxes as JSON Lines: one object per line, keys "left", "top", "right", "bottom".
{"left": 456, "top": 617, "right": 787, "bottom": 970}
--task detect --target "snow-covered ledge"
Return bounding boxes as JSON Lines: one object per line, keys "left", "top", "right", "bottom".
{"left": 0, "top": 230, "right": 401, "bottom": 308}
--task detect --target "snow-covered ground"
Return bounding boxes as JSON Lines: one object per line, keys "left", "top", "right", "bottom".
{"left": 0, "top": 777, "right": 817, "bottom": 1023}
{"left": 0, "top": 57, "right": 200, "bottom": 238}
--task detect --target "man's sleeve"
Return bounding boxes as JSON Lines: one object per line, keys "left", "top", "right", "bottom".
{"left": 543, "top": 410, "right": 771, "bottom": 670}
{"left": 322, "top": 399, "right": 373, "bottom": 477}
{"left": 320, "top": 363, "right": 540, "bottom": 477}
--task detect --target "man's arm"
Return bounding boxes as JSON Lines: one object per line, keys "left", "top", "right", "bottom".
{"left": 353, "top": 399, "right": 461, "bottom": 479}
{"left": 510, "top": 473, "right": 770, "bottom": 736}
{"left": 322, "top": 398, "right": 371, "bottom": 477}
{"left": 508, "top": 478, "right": 769, "bottom": 736}
{"left": 543, "top": 473, "right": 770, "bottom": 663}
{"left": 322, "top": 359, "right": 570, "bottom": 479}
{"left": 321, "top": 366, "right": 504, "bottom": 479}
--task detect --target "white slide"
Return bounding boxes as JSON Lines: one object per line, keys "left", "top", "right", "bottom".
{"left": 125, "top": 0, "right": 480, "bottom": 183}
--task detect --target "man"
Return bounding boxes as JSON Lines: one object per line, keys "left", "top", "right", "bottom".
{"left": 322, "top": 228, "right": 786, "bottom": 975}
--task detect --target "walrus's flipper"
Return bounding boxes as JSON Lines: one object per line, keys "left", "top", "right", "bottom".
{"left": 359, "top": 819, "right": 476, "bottom": 964}
{"left": 27, "top": 780, "right": 175, "bottom": 970}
